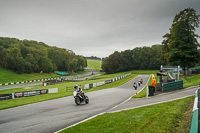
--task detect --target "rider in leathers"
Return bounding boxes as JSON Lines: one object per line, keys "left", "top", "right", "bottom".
{"left": 74, "top": 85, "right": 85, "bottom": 100}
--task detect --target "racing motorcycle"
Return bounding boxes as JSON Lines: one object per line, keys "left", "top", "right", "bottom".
{"left": 73, "top": 89, "right": 89, "bottom": 105}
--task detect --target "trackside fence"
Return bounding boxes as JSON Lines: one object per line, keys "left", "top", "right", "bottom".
{"left": 0, "top": 88, "right": 58, "bottom": 100}
{"left": 0, "top": 77, "right": 61, "bottom": 86}
{"left": 162, "top": 80, "right": 183, "bottom": 92}
{"left": 190, "top": 89, "right": 199, "bottom": 133}
{"left": 84, "top": 73, "right": 131, "bottom": 90}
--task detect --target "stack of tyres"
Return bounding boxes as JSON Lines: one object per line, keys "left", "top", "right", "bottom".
{"left": 148, "top": 85, "right": 154, "bottom": 96}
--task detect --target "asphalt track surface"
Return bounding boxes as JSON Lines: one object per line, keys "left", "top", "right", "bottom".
{"left": 0, "top": 75, "right": 150, "bottom": 133}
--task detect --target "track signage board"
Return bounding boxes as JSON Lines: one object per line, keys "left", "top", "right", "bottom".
{"left": 14, "top": 89, "right": 48, "bottom": 98}
{"left": 0, "top": 94, "right": 13, "bottom": 100}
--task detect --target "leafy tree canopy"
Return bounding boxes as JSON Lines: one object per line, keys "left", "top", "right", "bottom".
{"left": 0, "top": 37, "right": 87, "bottom": 73}
{"left": 161, "top": 8, "right": 200, "bottom": 74}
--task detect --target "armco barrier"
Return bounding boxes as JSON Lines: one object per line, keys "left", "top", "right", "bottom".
{"left": 162, "top": 80, "right": 183, "bottom": 92}
{"left": 190, "top": 89, "right": 199, "bottom": 133}
{"left": 89, "top": 84, "right": 93, "bottom": 89}
{"left": 84, "top": 73, "right": 131, "bottom": 90}
{"left": 84, "top": 84, "right": 89, "bottom": 90}
{"left": 97, "top": 81, "right": 105, "bottom": 87}
{"left": 93, "top": 83, "right": 97, "bottom": 88}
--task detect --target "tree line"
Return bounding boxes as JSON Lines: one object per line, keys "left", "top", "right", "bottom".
{"left": 102, "top": 8, "right": 200, "bottom": 74}
{"left": 0, "top": 37, "right": 87, "bottom": 73}
{"left": 102, "top": 45, "right": 164, "bottom": 73}
{"left": 85, "top": 56, "right": 101, "bottom": 60}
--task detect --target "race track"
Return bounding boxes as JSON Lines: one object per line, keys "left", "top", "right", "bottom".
{"left": 0, "top": 75, "right": 150, "bottom": 133}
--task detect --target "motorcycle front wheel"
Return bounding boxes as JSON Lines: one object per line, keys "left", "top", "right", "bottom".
{"left": 75, "top": 97, "right": 81, "bottom": 105}
{"left": 85, "top": 96, "right": 89, "bottom": 104}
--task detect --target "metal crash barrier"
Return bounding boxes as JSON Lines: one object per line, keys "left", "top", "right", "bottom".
{"left": 162, "top": 80, "right": 183, "bottom": 92}
{"left": 190, "top": 89, "right": 199, "bottom": 133}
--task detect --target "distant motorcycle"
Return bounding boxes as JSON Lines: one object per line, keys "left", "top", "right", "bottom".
{"left": 140, "top": 79, "right": 143, "bottom": 84}
{"left": 138, "top": 81, "right": 141, "bottom": 86}
{"left": 73, "top": 85, "right": 89, "bottom": 105}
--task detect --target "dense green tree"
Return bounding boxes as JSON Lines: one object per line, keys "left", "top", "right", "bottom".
{"left": 119, "top": 50, "right": 133, "bottom": 71}
{"left": 101, "top": 51, "right": 120, "bottom": 74}
{"left": 102, "top": 57, "right": 109, "bottom": 73}
{"left": 161, "top": 8, "right": 200, "bottom": 74}
{"left": 102, "top": 45, "right": 162, "bottom": 73}
{"left": 85, "top": 56, "right": 101, "bottom": 60}
{"left": 160, "top": 33, "right": 171, "bottom": 64}
{"left": 0, "top": 37, "right": 87, "bottom": 73}
{"left": 77, "top": 56, "right": 87, "bottom": 70}
{"left": 0, "top": 46, "right": 8, "bottom": 68}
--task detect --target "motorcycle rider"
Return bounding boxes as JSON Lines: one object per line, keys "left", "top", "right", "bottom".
{"left": 74, "top": 85, "right": 85, "bottom": 99}
{"left": 138, "top": 81, "right": 140, "bottom": 86}
{"left": 133, "top": 82, "right": 137, "bottom": 90}
{"left": 141, "top": 79, "right": 143, "bottom": 84}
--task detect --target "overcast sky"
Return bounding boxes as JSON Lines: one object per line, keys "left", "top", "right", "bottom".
{"left": 0, "top": 0, "right": 200, "bottom": 58}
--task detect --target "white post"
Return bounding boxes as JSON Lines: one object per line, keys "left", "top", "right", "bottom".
{"left": 146, "top": 86, "right": 149, "bottom": 97}
{"left": 178, "top": 65, "right": 180, "bottom": 81}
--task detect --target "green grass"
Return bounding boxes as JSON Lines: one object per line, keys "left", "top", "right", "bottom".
{"left": 86, "top": 59, "right": 102, "bottom": 70}
{"left": 0, "top": 68, "right": 89, "bottom": 84}
{"left": 0, "top": 71, "right": 134, "bottom": 110}
{"left": 0, "top": 68, "right": 59, "bottom": 84}
{"left": 130, "top": 70, "right": 158, "bottom": 74}
{"left": 61, "top": 96, "right": 194, "bottom": 133}
{"left": 180, "top": 74, "right": 200, "bottom": 88}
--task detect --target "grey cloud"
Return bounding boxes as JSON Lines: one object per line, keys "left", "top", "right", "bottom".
{"left": 0, "top": 0, "right": 199, "bottom": 58}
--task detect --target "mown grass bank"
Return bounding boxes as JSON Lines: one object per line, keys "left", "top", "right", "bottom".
{"left": 61, "top": 96, "right": 194, "bottom": 133}
{"left": 86, "top": 59, "right": 102, "bottom": 70}
{"left": 0, "top": 68, "right": 59, "bottom": 84}
{"left": 180, "top": 74, "right": 200, "bottom": 88}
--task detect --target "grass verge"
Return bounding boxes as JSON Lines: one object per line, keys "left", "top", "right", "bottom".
{"left": 180, "top": 74, "right": 200, "bottom": 88}
{"left": 61, "top": 96, "right": 194, "bottom": 133}
{"left": 0, "top": 68, "right": 88, "bottom": 84}
{"left": 86, "top": 59, "right": 102, "bottom": 70}
{"left": 0, "top": 68, "right": 59, "bottom": 84}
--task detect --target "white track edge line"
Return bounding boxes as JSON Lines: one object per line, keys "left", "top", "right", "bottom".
{"left": 54, "top": 112, "right": 105, "bottom": 133}
{"left": 108, "top": 94, "right": 194, "bottom": 114}
{"left": 109, "top": 75, "right": 151, "bottom": 111}
{"left": 55, "top": 75, "right": 151, "bottom": 133}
